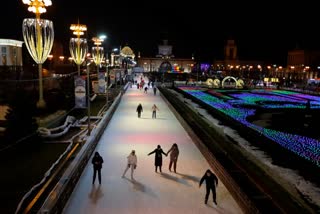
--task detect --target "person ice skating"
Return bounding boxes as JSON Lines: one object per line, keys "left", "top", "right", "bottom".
{"left": 199, "top": 169, "right": 218, "bottom": 207}
{"left": 166, "top": 143, "right": 179, "bottom": 173}
{"left": 153, "top": 86, "right": 157, "bottom": 95}
{"left": 136, "top": 103, "right": 143, "bottom": 118}
{"left": 122, "top": 150, "right": 137, "bottom": 180}
{"left": 151, "top": 104, "right": 159, "bottom": 119}
{"left": 144, "top": 86, "right": 148, "bottom": 93}
{"left": 92, "top": 152, "right": 104, "bottom": 185}
{"left": 148, "top": 145, "right": 167, "bottom": 173}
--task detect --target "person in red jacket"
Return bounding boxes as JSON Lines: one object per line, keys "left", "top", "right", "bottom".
{"left": 199, "top": 169, "right": 218, "bottom": 207}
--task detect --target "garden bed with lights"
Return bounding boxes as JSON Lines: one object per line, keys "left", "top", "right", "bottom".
{"left": 177, "top": 86, "right": 320, "bottom": 169}
{"left": 160, "top": 86, "right": 320, "bottom": 213}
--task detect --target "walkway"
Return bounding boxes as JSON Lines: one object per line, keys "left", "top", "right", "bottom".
{"left": 62, "top": 76, "right": 242, "bottom": 214}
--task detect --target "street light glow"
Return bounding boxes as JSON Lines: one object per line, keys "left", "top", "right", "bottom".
{"left": 22, "top": 0, "right": 52, "bottom": 16}
{"left": 92, "top": 37, "right": 103, "bottom": 46}
{"left": 69, "top": 22, "right": 88, "bottom": 76}
{"left": 99, "top": 35, "right": 107, "bottom": 40}
{"left": 21, "top": 0, "right": 54, "bottom": 108}
{"left": 70, "top": 24, "right": 87, "bottom": 36}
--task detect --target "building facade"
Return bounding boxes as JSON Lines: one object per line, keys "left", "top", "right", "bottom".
{"left": 0, "top": 39, "right": 23, "bottom": 67}
{"left": 213, "top": 39, "right": 264, "bottom": 79}
{"left": 286, "top": 49, "right": 320, "bottom": 80}
{"left": 137, "top": 40, "right": 194, "bottom": 73}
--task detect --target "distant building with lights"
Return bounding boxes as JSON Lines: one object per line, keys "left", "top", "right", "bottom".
{"left": 137, "top": 40, "right": 194, "bottom": 73}
{"left": 0, "top": 39, "right": 23, "bottom": 70}
{"left": 213, "top": 39, "right": 263, "bottom": 74}
{"left": 286, "top": 48, "right": 320, "bottom": 80}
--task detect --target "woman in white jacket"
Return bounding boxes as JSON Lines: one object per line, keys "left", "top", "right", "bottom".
{"left": 122, "top": 150, "right": 137, "bottom": 179}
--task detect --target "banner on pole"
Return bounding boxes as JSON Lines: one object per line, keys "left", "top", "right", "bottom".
{"left": 98, "top": 72, "right": 106, "bottom": 93}
{"left": 74, "top": 76, "right": 86, "bottom": 108}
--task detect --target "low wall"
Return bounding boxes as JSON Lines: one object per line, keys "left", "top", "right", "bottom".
{"left": 159, "top": 87, "right": 260, "bottom": 214}
{"left": 37, "top": 83, "right": 129, "bottom": 214}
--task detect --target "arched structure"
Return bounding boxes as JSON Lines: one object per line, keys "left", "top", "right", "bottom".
{"left": 221, "top": 76, "right": 238, "bottom": 88}
{"left": 159, "top": 61, "right": 172, "bottom": 73}
{"left": 120, "top": 46, "right": 135, "bottom": 59}
{"left": 119, "top": 46, "right": 136, "bottom": 70}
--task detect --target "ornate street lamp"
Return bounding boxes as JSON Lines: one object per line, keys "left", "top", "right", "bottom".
{"left": 92, "top": 37, "right": 105, "bottom": 94}
{"left": 22, "top": 0, "right": 54, "bottom": 108}
{"left": 92, "top": 37, "right": 104, "bottom": 77}
{"left": 69, "top": 23, "right": 87, "bottom": 76}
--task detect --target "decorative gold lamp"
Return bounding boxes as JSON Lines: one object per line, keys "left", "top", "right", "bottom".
{"left": 22, "top": 0, "right": 54, "bottom": 108}
{"left": 69, "top": 23, "right": 88, "bottom": 76}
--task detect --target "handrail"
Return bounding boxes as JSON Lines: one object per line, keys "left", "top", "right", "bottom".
{"left": 37, "top": 92, "right": 123, "bottom": 214}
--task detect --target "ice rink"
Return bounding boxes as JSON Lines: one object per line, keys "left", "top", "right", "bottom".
{"left": 62, "top": 76, "right": 243, "bottom": 214}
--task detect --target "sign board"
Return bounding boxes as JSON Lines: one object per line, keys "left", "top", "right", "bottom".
{"left": 74, "top": 76, "right": 86, "bottom": 108}
{"left": 98, "top": 72, "right": 105, "bottom": 93}
{"left": 132, "top": 67, "right": 144, "bottom": 73}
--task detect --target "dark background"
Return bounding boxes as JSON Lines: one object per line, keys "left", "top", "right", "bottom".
{"left": 1, "top": 0, "right": 320, "bottom": 64}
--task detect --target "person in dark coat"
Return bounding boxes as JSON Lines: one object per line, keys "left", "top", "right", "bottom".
{"left": 199, "top": 169, "right": 218, "bottom": 207}
{"left": 144, "top": 86, "right": 148, "bottom": 93}
{"left": 148, "top": 145, "right": 167, "bottom": 173}
{"left": 92, "top": 152, "right": 104, "bottom": 185}
{"left": 136, "top": 103, "right": 143, "bottom": 118}
{"left": 153, "top": 86, "right": 157, "bottom": 95}
{"left": 166, "top": 143, "right": 179, "bottom": 173}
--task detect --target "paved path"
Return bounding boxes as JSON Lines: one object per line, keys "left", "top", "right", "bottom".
{"left": 63, "top": 76, "right": 243, "bottom": 214}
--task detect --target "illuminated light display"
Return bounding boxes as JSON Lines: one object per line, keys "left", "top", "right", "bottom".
{"left": 167, "top": 65, "right": 183, "bottom": 73}
{"left": 178, "top": 86, "right": 320, "bottom": 167}
{"left": 22, "top": 0, "right": 54, "bottom": 108}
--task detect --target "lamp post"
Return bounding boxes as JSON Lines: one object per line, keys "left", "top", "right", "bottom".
{"left": 86, "top": 61, "right": 92, "bottom": 136}
{"left": 22, "top": 0, "right": 54, "bottom": 108}
{"left": 106, "top": 52, "right": 109, "bottom": 107}
{"left": 69, "top": 23, "right": 87, "bottom": 76}
{"left": 98, "top": 35, "right": 109, "bottom": 106}
{"left": 92, "top": 37, "right": 104, "bottom": 77}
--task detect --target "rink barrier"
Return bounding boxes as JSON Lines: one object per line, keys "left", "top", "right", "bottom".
{"left": 159, "top": 87, "right": 260, "bottom": 214}
{"left": 38, "top": 83, "right": 129, "bottom": 214}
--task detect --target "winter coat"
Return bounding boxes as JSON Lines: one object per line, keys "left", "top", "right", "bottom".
{"left": 127, "top": 154, "right": 137, "bottom": 166}
{"left": 137, "top": 104, "right": 143, "bottom": 113}
{"left": 167, "top": 146, "right": 179, "bottom": 161}
{"left": 92, "top": 155, "right": 104, "bottom": 170}
{"left": 199, "top": 170, "right": 218, "bottom": 188}
{"left": 148, "top": 148, "right": 166, "bottom": 166}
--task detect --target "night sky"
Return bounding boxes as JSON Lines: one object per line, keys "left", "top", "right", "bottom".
{"left": 1, "top": 1, "right": 319, "bottom": 65}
